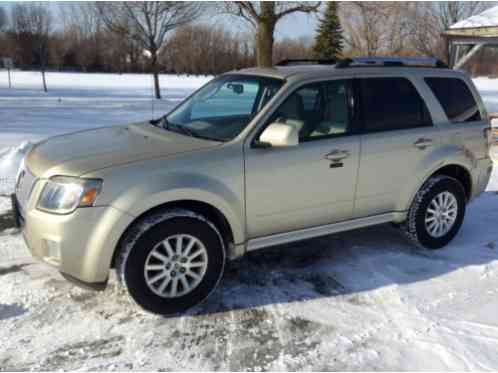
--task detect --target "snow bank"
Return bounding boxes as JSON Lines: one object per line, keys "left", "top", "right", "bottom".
{"left": 0, "top": 141, "right": 33, "bottom": 195}
{"left": 474, "top": 78, "right": 498, "bottom": 114}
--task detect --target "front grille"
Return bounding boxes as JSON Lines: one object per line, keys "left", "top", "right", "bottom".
{"left": 15, "top": 166, "right": 37, "bottom": 213}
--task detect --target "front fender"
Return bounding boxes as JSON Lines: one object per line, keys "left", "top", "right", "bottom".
{"left": 107, "top": 171, "right": 246, "bottom": 245}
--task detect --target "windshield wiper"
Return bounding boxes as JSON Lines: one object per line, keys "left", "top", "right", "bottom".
{"left": 151, "top": 116, "right": 204, "bottom": 139}
{"left": 162, "top": 117, "right": 224, "bottom": 142}
{"left": 162, "top": 118, "right": 195, "bottom": 137}
{"left": 170, "top": 122, "right": 196, "bottom": 137}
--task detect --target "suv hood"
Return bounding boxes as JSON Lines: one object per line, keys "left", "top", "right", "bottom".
{"left": 26, "top": 122, "right": 220, "bottom": 177}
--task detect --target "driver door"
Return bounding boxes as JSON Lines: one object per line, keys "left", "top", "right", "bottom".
{"left": 244, "top": 79, "right": 360, "bottom": 239}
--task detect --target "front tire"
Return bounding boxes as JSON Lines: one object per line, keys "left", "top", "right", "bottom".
{"left": 401, "top": 175, "right": 466, "bottom": 249}
{"left": 116, "top": 210, "right": 225, "bottom": 315}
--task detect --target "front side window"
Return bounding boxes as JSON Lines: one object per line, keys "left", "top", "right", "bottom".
{"left": 425, "top": 77, "right": 481, "bottom": 123}
{"left": 167, "top": 75, "right": 283, "bottom": 141}
{"left": 361, "top": 77, "right": 432, "bottom": 133}
{"left": 269, "top": 80, "right": 351, "bottom": 142}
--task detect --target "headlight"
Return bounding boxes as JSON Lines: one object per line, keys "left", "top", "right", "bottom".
{"left": 37, "top": 176, "right": 103, "bottom": 214}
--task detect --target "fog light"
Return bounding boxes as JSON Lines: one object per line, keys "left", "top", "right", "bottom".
{"left": 43, "top": 239, "right": 61, "bottom": 265}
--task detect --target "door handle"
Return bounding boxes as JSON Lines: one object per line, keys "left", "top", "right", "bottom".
{"left": 413, "top": 138, "right": 433, "bottom": 149}
{"left": 324, "top": 149, "right": 350, "bottom": 161}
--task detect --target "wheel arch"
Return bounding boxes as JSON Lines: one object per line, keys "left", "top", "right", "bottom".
{"left": 430, "top": 164, "right": 472, "bottom": 201}
{"left": 402, "top": 162, "right": 472, "bottom": 214}
{"left": 111, "top": 199, "right": 236, "bottom": 268}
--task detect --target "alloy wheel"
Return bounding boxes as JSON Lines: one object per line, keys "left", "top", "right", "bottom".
{"left": 424, "top": 191, "right": 458, "bottom": 238}
{"left": 144, "top": 234, "right": 208, "bottom": 298}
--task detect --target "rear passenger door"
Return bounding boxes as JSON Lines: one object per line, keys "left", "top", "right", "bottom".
{"left": 354, "top": 76, "right": 439, "bottom": 218}
{"left": 424, "top": 77, "right": 489, "bottom": 160}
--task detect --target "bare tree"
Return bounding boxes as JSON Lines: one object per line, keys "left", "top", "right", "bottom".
{"left": 436, "top": 1, "right": 491, "bottom": 30}
{"left": 58, "top": 2, "right": 103, "bottom": 71}
{"left": 11, "top": 3, "right": 51, "bottom": 92}
{"left": 274, "top": 36, "right": 313, "bottom": 63}
{"left": 0, "top": 7, "right": 7, "bottom": 31}
{"left": 98, "top": 1, "right": 200, "bottom": 99}
{"left": 340, "top": 2, "right": 391, "bottom": 56}
{"left": 384, "top": 3, "right": 415, "bottom": 55}
{"left": 222, "top": 2, "right": 321, "bottom": 67}
{"left": 402, "top": 2, "right": 493, "bottom": 61}
{"left": 161, "top": 23, "right": 254, "bottom": 75}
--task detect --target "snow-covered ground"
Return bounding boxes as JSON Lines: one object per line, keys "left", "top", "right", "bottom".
{"left": 1, "top": 71, "right": 498, "bottom": 370}
{"left": 0, "top": 71, "right": 210, "bottom": 150}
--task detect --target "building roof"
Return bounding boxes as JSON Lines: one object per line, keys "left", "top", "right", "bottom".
{"left": 451, "top": 6, "right": 498, "bottom": 29}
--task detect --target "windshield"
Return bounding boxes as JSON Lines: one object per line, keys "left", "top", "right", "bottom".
{"left": 166, "top": 74, "right": 284, "bottom": 142}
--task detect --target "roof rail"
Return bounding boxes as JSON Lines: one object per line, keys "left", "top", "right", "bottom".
{"left": 276, "top": 59, "right": 337, "bottom": 66}
{"left": 336, "top": 56, "right": 448, "bottom": 69}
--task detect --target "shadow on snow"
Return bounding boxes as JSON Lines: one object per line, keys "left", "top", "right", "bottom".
{"left": 187, "top": 191, "right": 498, "bottom": 317}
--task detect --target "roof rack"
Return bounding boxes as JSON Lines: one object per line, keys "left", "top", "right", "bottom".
{"left": 275, "top": 56, "right": 449, "bottom": 69}
{"left": 336, "top": 56, "right": 448, "bottom": 68}
{"left": 276, "top": 59, "right": 337, "bottom": 66}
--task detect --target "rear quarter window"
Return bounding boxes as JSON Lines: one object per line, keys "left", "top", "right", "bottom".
{"left": 425, "top": 77, "right": 482, "bottom": 123}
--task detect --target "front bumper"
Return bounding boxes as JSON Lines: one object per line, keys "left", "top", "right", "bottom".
{"left": 14, "top": 194, "right": 135, "bottom": 286}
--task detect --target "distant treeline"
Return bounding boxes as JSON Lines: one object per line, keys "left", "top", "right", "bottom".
{"left": 0, "top": 2, "right": 497, "bottom": 77}
{"left": 0, "top": 12, "right": 315, "bottom": 76}
{"left": 0, "top": 22, "right": 320, "bottom": 75}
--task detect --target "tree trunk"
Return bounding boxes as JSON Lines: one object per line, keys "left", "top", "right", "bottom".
{"left": 256, "top": 20, "right": 275, "bottom": 67}
{"left": 151, "top": 50, "right": 161, "bottom": 99}
{"left": 41, "top": 69, "right": 47, "bottom": 93}
{"left": 40, "top": 45, "right": 48, "bottom": 93}
{"left": 256, "top": 3, "right": 276, "bottom": 68}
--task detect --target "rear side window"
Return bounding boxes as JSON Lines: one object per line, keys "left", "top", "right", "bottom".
{"left": 360, "top": 78, "right": 432, "bottom": 133}
{"left": 425, "top": 78, "right": 481, "bottom": 123}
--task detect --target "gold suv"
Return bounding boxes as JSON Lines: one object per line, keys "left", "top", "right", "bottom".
{"left": 12, "top": 57, "right": 493, "bottom": 315}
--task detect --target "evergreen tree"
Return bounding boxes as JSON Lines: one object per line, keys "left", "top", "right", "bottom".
{"left": 313, "top": 2, "right": 344, "bottom": 60}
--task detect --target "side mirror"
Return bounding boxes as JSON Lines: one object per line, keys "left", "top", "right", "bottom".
{"left": 258, "top": 122, "right": 299, "bottom": 148}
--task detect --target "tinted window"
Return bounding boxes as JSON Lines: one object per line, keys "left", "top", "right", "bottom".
{"left": 270, "top": 80, "right": 351, "bottom": 141}
{"left": 425, "top": 77, "right": 481, "bottom": 123}
{"left": 361, "top": 78, "right": 432, "bottom": 133}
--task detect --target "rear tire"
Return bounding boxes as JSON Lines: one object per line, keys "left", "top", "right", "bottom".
{"left": 116, "top": 210, "right": 225, "bottom": 315}
{"left": 401, "top": 175, "right": 466, "bottom": 250}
